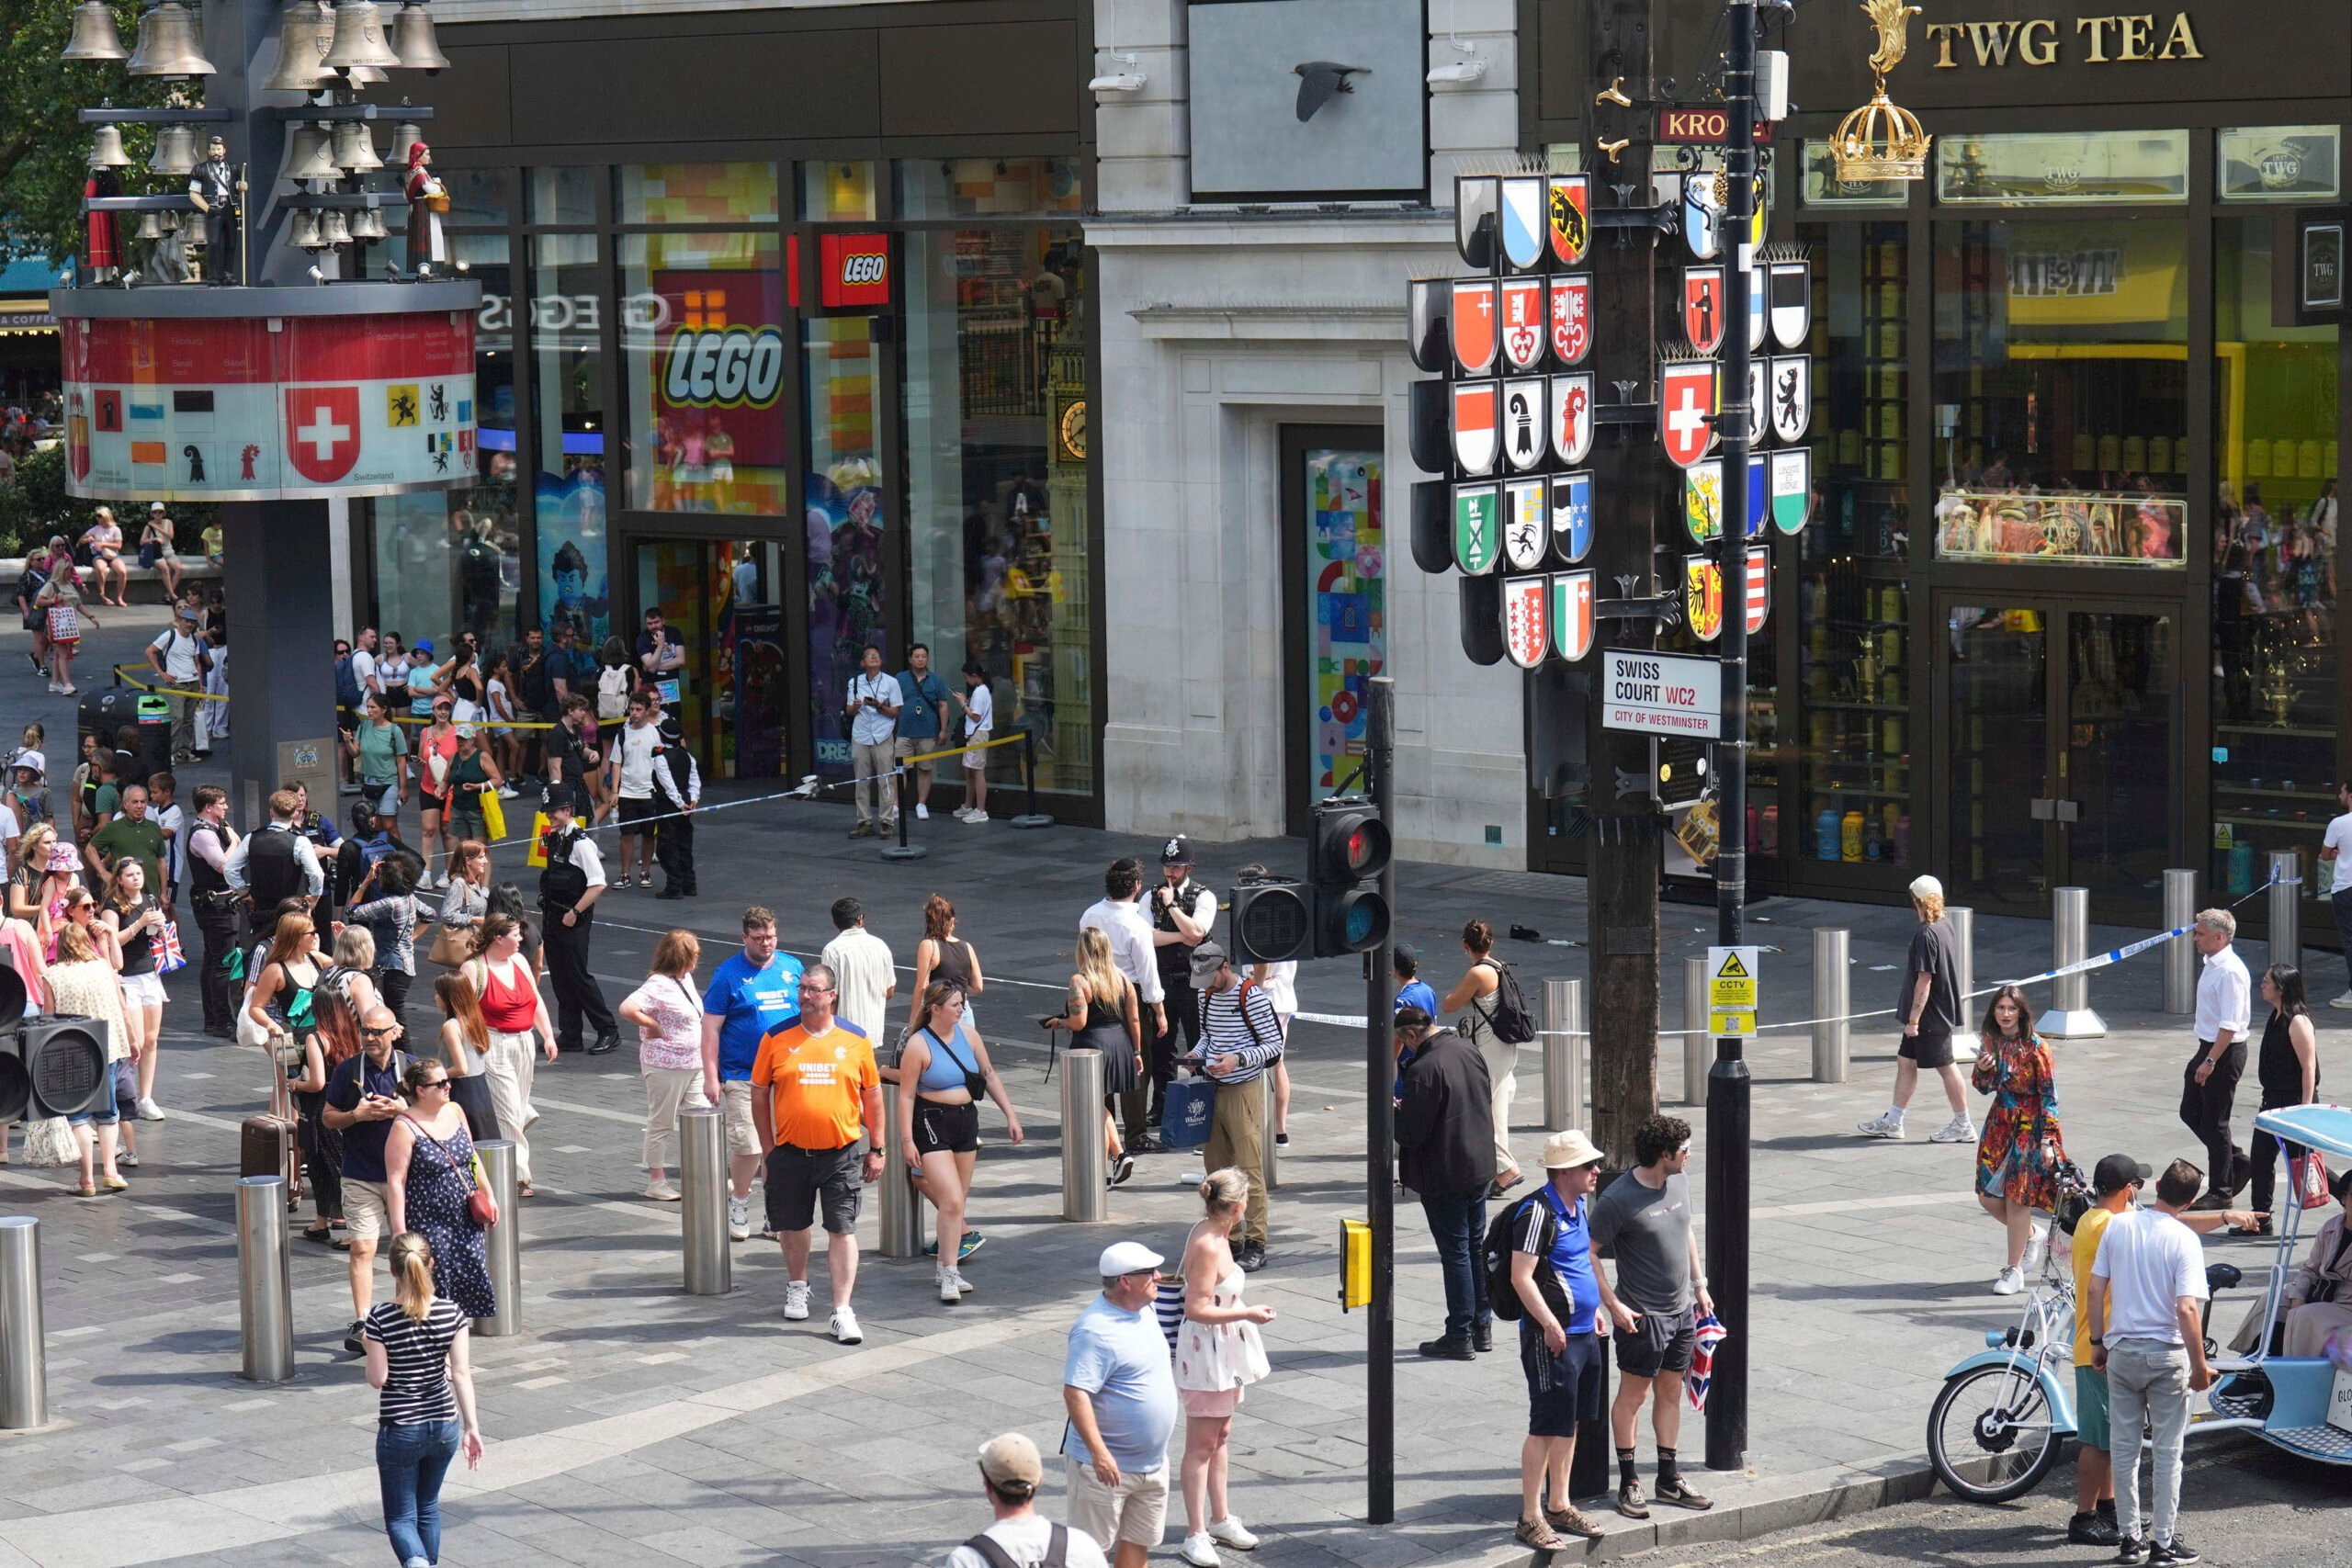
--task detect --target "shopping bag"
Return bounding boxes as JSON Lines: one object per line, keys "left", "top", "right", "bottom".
{"left": 2294, "top": 1149, "right": 2336, "bottom": 1210}
{"left": 22, "top": 1118, "right": 77, "bottom": 1168}
{"left": 153, "top": 919, "right": 187, "bottom": 975}
{"left": 1159, "top": 1078, "right": 1214, "bottom": 1150}
{"left": 480, "top": 788, "right": 507, "bottom": 844}
{"left": 525, "top": 810, "right": 551, "bottom": 868}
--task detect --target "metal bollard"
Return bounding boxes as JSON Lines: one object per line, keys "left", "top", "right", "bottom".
{"left": 1260, "top": 1071, "right": 1278, "bottom": 1192}
{"left": 1543, "top": 977, "right": 1586, "bottom": 1130}
{"left": 1061, "top": 1048, "right": 1108, "bottom": 1222}
{"left": 880, "top": 768, "right": 927, "bottom": 862}
{"left": 2041, "top": 886, "right": 2106, "bottom": 1039}
{"left": 475, "top": 1140, "right": 521, "bottom": 1337}
{"left": 879, "top": 1081, "right": 926, "bottom": 1258}
{"left": 2269, "top": 850, "right": 2301, "bottom": 973}
{"left": 2162, "top": 869, "right": 2198, "bottom": 1014}
{"left": 1949, "top": 906, "right": 1974, "bottom": 1012}
{"left": 1008, "top": 729, "right": 1055, "bottom": 829}
{"left": 0, "top": 1217, "right": 46, "bottom": 1427}
{"left": 1811, "top": 929, "right": 1849, "bottom": 1083}
{"left": 236, "top": 1175, "right": 293, "bottom": 1383}
{"left": 679, "top": 1105, "right": 730, "bottom": 1295}
{"left": 1681, "top": 956, "right": 1708, "bottom": 1107}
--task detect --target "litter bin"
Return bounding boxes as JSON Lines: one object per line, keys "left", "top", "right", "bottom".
{"left": 79, "top": 685, "right": 172, "bottom": 780}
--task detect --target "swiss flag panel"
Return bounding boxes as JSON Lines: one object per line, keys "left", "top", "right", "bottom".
{"left": 285, "top": 387, "right": 362, "bottom": 485}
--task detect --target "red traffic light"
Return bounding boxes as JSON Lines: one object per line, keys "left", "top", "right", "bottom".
{"left": 1310, "top": 800, "right": 1392, "bottom": 886}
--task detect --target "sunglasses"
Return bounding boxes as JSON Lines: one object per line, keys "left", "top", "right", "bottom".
{"left": 416, "top": 1078, "right": 450, "bottom": 1092}
{"left": 361, "top": 1026, "right": 399, "bottom": 1039}
{"left": 802, "top": 984, "right": 837, "bottom": 996}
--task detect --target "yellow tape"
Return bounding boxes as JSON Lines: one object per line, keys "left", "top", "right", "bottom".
{"left": 895, "top": 730, "right": 1031, "bottom": 768}
{"left": 109, "top": 665, "right": 227, "bottom": 703}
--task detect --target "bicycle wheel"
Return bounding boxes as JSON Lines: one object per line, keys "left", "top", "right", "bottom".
{"left": 1927, "top": 1359, "right": 2065, "bottom": 1504}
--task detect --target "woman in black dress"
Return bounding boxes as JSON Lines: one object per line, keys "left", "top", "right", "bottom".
{"left": 1048, "top": 924, "right": 1143, "bottom": 1189}
{"left": 2245, "top": 964, "right": 2322, "bottom": 1233}
{"left": 384, "top": 1059, "right": 496, "bottom": 1320}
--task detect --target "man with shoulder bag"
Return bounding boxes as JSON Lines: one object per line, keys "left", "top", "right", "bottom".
{"left": 949, "top": 1433, "right": 1110, "bottom": 1568}
{"left": 1188, "top": 943, "right": 1283, "bottom": 1271}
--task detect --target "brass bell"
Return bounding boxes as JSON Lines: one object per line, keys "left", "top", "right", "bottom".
{"left": 322, "top": 1, "right": 401, "bottom": 72}
{"left": 60, "top": 0, "right": 130, "bottom": 62}
{"left": 136, "top": 210, "right": 167, "bottom": 242}
{"left": 284, "top": 123, "right": 342, "bottom": 181}
{"left": 331, "top": 120, "right": 382, "bottom": 172}
{"left": 148, "top": 123, "right": 199, "bottom": 177}
{"left": 390, "top": 119, "right": 424, "bottom": 164}
{"left": 263, "top": 0, "right": 335, "bottom": 93}
{"left": 390, "top": 3, "right": 448, "bottom": 73}
{"left": 126, "top": 1, "right": 216, "bottom": 77}
{"left": 158, "top": 209, "right": 180, "bottom": 231}
{"left": 349, "top": 206, "right": 387, "bottom": 241}
{"left": 319, "top": 209, "right": 354, "bottom": 247}
{"left": 88, "top": 124, "right": 133, "bottom": 168}
{"left": 289, "top": 210, "right": 325, "bottom": 249}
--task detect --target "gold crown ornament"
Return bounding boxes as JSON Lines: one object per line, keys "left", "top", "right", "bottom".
{"left": 1833, "top": 0, "right": 1931, "bottom": 183}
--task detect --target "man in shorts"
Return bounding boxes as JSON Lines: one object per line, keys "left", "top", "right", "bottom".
{"left": 322, "top": 1005, "right": 412, "bottom": 1355}
{"left": 1589, "top": 1114, "right": 1713, "bottom": 1518}
{"left": 1062, "top": 1240, "right": 1179, "bottom": 1568}
{"left": 701, "top": 907, "right": 803, "bottom": 1241}
{"left": 1506, "top": 1130, "right": 1621, "bottom": 1550}
{"left": 609, "top": 692, "right": 664, "bottom": 888}
{"left": 750, "top": 962, "right": 881, "bottom": 1345}
{"left": 1858, "top": 874, "right": 1974, "bottom": 1144}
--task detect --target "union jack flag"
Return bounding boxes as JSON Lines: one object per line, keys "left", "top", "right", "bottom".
{"left": 1688, "top": 1310, "right": 1729, "bottom": 1410}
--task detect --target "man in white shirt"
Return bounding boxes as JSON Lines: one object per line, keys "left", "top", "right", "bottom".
{"left": 609, "top": 693, "right": 665, "bottom": 889}
{"left": 2319, "top": 779, "right": 2352, "bottom": 1009}
{"left": 820, "top": 897, "right": 897, "bottom": 1043}
{"left": 146, "top": 604, "right": 208, "bottom": 762}
{"left": 1080, "top": 858, "right": 1169, "bottom": 1153}
{"left": 2088, "top": 1158, "right": 2217, "bottom": 1565}
{"left": 2184, "top": 909, "right": 2252, "bottom": 1206}
{"left": 949, "top": 1433, "right": 1110, "bottom": 1568}
{"left": 843, "top": 644, "right": 902, "bottom": 840}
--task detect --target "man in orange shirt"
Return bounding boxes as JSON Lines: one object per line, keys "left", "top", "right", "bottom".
{"left": 752, "top": 961, "right": 884, "bottom": 1344}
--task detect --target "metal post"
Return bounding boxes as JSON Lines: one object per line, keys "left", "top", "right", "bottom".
{"left": 235, "top": 1175, "right": 293, "bottom": 1383}
{"left": 475, "top": 1139, "right": 521, "bottom": 1337}
{"left": 2041, "top": 887, "right": 2107, "bottom": 1039}
{"left": 1008, "top": 729, "right": 1054, "bottom": 829}
{"left": 880, "top": 765, "right": 926, "bottom": 861}
{"left": 1061, "top": 1049, "right": 1108, "bottom": 1222}
{"left": 2163, "top": 869, "right": 2198, "bottom": 1014}
{"left": 1682, "top": 955, "right": 1709, "bottom": 1107}
{"left": 1364, "top": 676, "right": 1398, "bottom": 1524}
{"left": 0, "top": 1217, "right": 47, "bottom": 1428}
{"left": 1544, "top": 977, "right": 1585, "bottom": 1129}
{"left": 1950, "top": 905, "right": 1975, "bottom": 1010}
{"left": 2268, "top": 850, "right": 2301, "bottom": 973}
{"left": 1811, "top": 929, "right": 1849, "bottom": 1083}
{"left": 880, "top": 1081, "right": 927, "bottom": 1256}
{"left": 679, "top": 1105, "right": 729, "bottom": 1295}
{"left": 1260, "top": 1071, "right": 1279, "bottom": 1192}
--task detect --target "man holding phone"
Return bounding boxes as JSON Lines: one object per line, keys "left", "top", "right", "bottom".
{"left": 843, "top": 645, "right": 902, "bottom": 840}
{"left": 322, "top": 1004, "right": 413, "bottom": 1355}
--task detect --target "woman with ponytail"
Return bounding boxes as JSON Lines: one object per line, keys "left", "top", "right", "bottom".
{"left": 364, "top": 1231, "right": 482, "bottom": 1568}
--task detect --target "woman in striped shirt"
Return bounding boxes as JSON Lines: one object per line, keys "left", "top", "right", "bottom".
{"left": 364, "top": 1231, "right": 483, "bottom": 1568}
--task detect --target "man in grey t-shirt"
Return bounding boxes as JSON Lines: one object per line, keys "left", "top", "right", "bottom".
{"left": 1589, "top": 1114, "right": 1713, "bottom": 1519}
{"left": 1859, "top": 874, "right": 1976, "bottom": 1145}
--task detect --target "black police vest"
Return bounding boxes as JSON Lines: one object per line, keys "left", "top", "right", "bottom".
{"left": 188, "top": 822, "right": 231, "bottom": 897}
{"left": 539, "top": 829, "right": 589, "bottom": 910}
{"left": 243, "top": 827, "right": 301, "bottom": 910}
{"left": 1152, "top": 879, "right": 1207, "bottom": 980}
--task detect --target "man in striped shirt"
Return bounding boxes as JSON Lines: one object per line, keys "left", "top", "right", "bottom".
{"left": 1189, "top": 942, "right": 1283, "bottom": 1271}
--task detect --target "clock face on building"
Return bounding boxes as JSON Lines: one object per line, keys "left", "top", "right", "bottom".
{"left": 1057, "top": 398, "right": 1088, "bottom": 463}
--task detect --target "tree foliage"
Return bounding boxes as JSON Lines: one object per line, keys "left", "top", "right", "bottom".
{"left": 0, "top": 2, "right": 175, "bottom": 264}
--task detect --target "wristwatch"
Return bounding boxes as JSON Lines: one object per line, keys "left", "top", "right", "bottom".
{"left": 2089, "top": 1336, "right": 2105, "bottom": 1347}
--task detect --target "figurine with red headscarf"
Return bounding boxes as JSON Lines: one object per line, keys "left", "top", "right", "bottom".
{"left": 404, "top": 138, "right": 449, "bottom": 273}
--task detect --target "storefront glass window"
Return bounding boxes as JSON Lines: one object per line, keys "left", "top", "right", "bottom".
{"left": 895, "top": 159, "right": 1085, "bottom": 220}
{"left": 1801, "top": 140, "right": 1907, "bottom": 209}
{"left": 803, "top": 162, "right": 876, "bottom": 221}
{"left": 2211, "top": 217, "right": 2340, "bottom": 905}
{"left": 902, "top": 228, "right": 1091, "bottom": 795}
{"left": 1937, "top": 130, "right": 2189, "bottom": 206}
{"left": 617, "top": 162, "right": 780, "bottom": 225}
{"left": 1930, "top": 218, "right": 2188, "bottom": 567}
{"left": 618, "top": 232, "right": 790, "bottom": 515}
{"left": 527, "top": 166, "right": 597, "bottom": 225}
{"left": 530, "top": 232, "right": 611, "bottom": 644}
{"left": 804, "top": 318, "right": 887, "bottom": 773}
{"left": 2217, "top": 127, "right": 2341, "bottom": 203}
{"left": 439, "top": 167, "right": 509, "bottom": 228}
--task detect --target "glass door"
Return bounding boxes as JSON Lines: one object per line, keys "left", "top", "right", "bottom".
{"left": 632, "top": 537, "right": 792, "bottom": 781}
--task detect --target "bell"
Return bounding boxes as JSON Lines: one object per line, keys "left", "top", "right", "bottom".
{"left": 390, "top": 119, "right": 424, "bottom": 164}
{"left": 345, "top": 61, "right": 390, "bottom": 85}
{"left": 322, "top": 1, "right": 401, "bottom": 71}
{"left": 126, "top": 2, "right": 216, "bottom": 77}
{"left": 60, "top": 0, "right": 130, "bottom": 62}
{"left": 87, "top": 124, "right": 133, "bottom": 168}
{"left": 263, "top": 0, "right": 335, "bottom": 92}
{"left": 284, "top": 123, "right": 342, "bottom": 181}
{"left": 158, "top": 209, "right": 180, "bottom": 231}
{"left": 148, "top": 123, "right": 198, "bottom": 176}
{"left": 319, "top": 209, "right": 353, "bottom": 247}
{"left": 289, "top": 210, "right": 325, "bottom": 249}
{"left": 349, "top": 205, "right": 386, "bottom": 240}
{"left": 136, "top": 210, "right": 167, "bottom": 242}
{"left": 390, "top": 2, "right": 448, "bottom": 73}
{"left": 331, "top": 120, "right": 382, "bottom": 172}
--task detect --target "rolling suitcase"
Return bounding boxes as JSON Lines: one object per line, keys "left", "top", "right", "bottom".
{"left": 240, "top": 1113, "right": 298, "bottom": 1187}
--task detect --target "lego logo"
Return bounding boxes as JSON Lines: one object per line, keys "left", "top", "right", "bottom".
{"left": 840, "top": 253, "right": 887, "bottom": 286}
{"left": 661, "top": 326, "right": 786, "bottom": 408}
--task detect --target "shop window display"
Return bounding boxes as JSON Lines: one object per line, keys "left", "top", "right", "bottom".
{"left": 804, "top": 317, "right": 887, "bottom": 774}
{"left": 895, "top": 159, "right": 1084, "bottom": 220}
{"left": 618, "top": 231, "right": 790, "bottom": 515}
{"left": 530, "top": 231, "right": 610, "bottom": 644}
{"left": 804, "top": 162, "right": 876, "bottom": 222}
{"left": 527, "top": 166, "right": 597, "bottom": 226}
{"left": 618, "top": 161, "right": 779, "bottom": 226}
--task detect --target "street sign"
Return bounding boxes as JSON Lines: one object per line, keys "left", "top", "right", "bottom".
{"left": 1657, "top": 107, "right": 1773, "bottom": 144}
{"left": 1600, "top": 648, "right": 1722, "bottom": 739}
{"left": 1707, "top": 945, "right": 1758, "bottom": 1038}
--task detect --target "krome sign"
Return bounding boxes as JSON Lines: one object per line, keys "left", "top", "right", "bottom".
{"left": 1920, "top": 11, "right": 2202, "bottom": 68}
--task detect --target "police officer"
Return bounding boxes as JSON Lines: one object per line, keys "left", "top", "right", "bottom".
{"left": 225, "top": 787, "right": 326, "bottom": 928}
{"left": 184, "top": 784, "right": 244, "bottom": 1039}
{"left": 649, "top": 729, "right": 700, "bottom": 899}
{"left": 537, "top": 784, "right": 617, "bottom": 1055}
{"left": 1146, "top": 835, "right": 1216, "bottom": 1139}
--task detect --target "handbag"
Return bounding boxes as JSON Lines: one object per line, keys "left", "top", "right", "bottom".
{"left": 402, "top": 1113, "right": 499, "bottom": 1228}
{"left": 1154, "top": 1274, "right": 1185, "bottom": 1355}
{"left": 21, "top": 1117, "right": 76, "bottom": 1168}
{"left": 479, "top": 788, "right": 506, "bottom": 843}
{"left": 2294, "top": 1148, "right": 2336, "bottom": 1211}
{"left": 236, "top": 987, "right": 276, "bottom": 1050}
{"left": 45, "top": 604, "right": 78, "bottom": 641}
{"left": 426, "top": 919, "right": 470, "bottom": 969}
{"left": 153, "top": 919, "right": 187, "bottom": 975}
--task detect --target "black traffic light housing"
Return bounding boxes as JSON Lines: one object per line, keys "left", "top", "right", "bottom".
{"left": 1308, "top": 797, "right": 1393, "bottom": 956}
{"left": 1229, "top": 876, "right": 1312, "bottom": 964}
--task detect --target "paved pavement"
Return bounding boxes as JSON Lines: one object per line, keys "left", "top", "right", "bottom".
{"left": 0, "top": 611, "right": 2343, "bottom": 1568}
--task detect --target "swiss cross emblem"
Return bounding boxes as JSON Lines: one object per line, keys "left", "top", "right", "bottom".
{"left": 284, "top": 387, "right": 361, "bottom": 484}
{"left": 1658, "top": 363, "right": 1719, "bottom": 470}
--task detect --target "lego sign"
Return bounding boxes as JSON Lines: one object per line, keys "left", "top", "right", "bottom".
{"left": 646, "top": 268, "right": 791, "bottom": 465}
{"left": 819, "top": 232, "right": 892, "bottom": 310}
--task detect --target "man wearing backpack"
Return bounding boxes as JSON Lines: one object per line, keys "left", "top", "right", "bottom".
{"left": 1396, "top": 1005, "right": 1496, "bottom": 1359}
{"left": 145, "top": 604, "right": 209, "bottom": 763}
{"left": 948, "top": 1434, "right": 1110, "bottom": 1568}
{"left": 339, "top": 630, "right": 379, "bottom": 793}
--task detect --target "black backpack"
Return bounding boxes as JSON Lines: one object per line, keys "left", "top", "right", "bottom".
{"left": 1483, "top": 1193, "right": 1548, "bottom": 1323}
{"left": 334, "top": 652, "right": 363, "bottom": 707}
{"left": 962, "top": 1526, "right": 1069, "bottom": 1568}
{"left": 1477, "top": 960, "right": 1538, "bottom": 1045}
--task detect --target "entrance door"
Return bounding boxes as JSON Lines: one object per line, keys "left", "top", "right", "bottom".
{"left": 1941, "top": 599, "right": 2181, "bottom": 922}
{"left": 630, "top": 537, "right": 793, "bottom": 780}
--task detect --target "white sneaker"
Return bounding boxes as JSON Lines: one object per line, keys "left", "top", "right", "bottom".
{"left": 965, "top": 809, "right": 989, "bottom": 824}
{"left": 727, "top": 1195, "right": 750, "bottom": 1241}
{"left": 939, "top": 1267, "right": 963, "bottom": 1303}
{"left": 1182, "top": 1534, "right": 1222, "bottom": 1568}
{"left": 830, "top": 1306, "right": 863, "bottom": 1345}
{"left": 1208, "top": 1517, "right": 1259, "bottom": 1551}
{"left": 644, "top": 1179, "right": 681, "bottom": 1201}
{"left": 2019, "top": 1225, "right": 2047, "bottom": 1274}
{"left": 497, "top": 784, "right": 519, "bottom": 799}
{"left": 1929, "top": 1115, "right": 1978, "bottom": 1144}
{"left": 953, "top": 806, "right": 975, "bottom": 820}
{"left": 916, "top": 803, "right": 929, "bottom": 820}
{"left": 1991, "top": 1267, "right": 2025, "bottom": 1296}
{"left": 2331, "top": 990, "right": 2352, "bottom": 1010}
{"left": 134, "top": 1098, "right": 165, "bottom": 1122}
{"left": 1857, "top": 1111, "right": 1905, "bottom": 1140}
{"left": 783, "top": 1280, "right": 811, "bottom": 1321}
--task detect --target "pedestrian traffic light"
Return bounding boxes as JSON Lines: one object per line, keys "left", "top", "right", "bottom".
{"left": 1230, "top": 876, "right": 1312, "bottom": 964}
{"left": 0, "top": 995, "right": 111, "bottom": 1124}
{"left": 1308, "top": 797, "right": 1391, "bottom": 956}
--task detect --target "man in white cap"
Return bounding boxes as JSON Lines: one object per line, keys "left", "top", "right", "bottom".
{"left": 1506, "top": 1129, "right": 1624, "bottom": 1550}
{"left": 1858, "top": 874, "right": 1974, "bottom": 1145}
{"left": 950, "top": 1433, "right": 1111, "bottom": 1568}
{"left": 1063, "top": 1240, "right": 1179, "bottom": 1568}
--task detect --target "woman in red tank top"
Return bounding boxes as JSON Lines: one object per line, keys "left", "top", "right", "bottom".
{"left": 461, "top": 916, "right": 556, "bottom": 1193}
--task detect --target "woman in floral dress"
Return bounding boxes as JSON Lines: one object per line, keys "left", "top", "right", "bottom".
{"left": 385, "top": 1058, "right": 496, "bottom": 1321}
{"left": 1972, "top": 983, "right": 2067, "bottom": 1299}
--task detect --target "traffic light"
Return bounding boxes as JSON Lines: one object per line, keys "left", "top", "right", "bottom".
{"left": 1229, "top": 875, "right": 1312, "bottom": 964}
{"left": 1308, "top": 796, "right": 1392, "bottom": 955}
{"left": 0, "top": 1006, "right": 110, "bottom": 1128}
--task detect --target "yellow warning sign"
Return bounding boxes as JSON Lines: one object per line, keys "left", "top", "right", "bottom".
{"left": 1707, "top": 945, "right": 1758, "bottom": 1037}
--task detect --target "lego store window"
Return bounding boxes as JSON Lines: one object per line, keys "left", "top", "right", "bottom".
{"left": 618, "top": 231, "right": 789, "bottom": 515}
{"left": 2210, "top": 214, "right": 2340, "bottom": 904}
{"left": 895, "top": 159, "right": 1084, "bottom": 220}
{"left": 804, "top": 162, "right": 876, "bottom": 222}
{"left": 530, "top": 231, "right": 611, "bottom": 646}
{"left": 902, "top": 227, "right": 1092, "bottom": 796}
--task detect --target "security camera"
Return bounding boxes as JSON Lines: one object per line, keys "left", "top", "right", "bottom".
{"left": 1426, "top": 58, "right": 1487, "bottom": 85}
{"left": 1091, "top": 51, "right": 1147, "bottom": 93}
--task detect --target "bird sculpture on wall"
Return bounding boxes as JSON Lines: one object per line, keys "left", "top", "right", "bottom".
{"left": 1293, "top": 61, "right": 1370, "bottom": 121}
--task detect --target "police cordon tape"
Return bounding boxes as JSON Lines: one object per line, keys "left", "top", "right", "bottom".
{"left": 109, "top": 665, "right": 572, "bottom": 728}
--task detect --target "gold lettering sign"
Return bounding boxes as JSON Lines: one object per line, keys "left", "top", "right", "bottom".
{"left": 1924, "top": 10, "right": 2204, "bottom": 67}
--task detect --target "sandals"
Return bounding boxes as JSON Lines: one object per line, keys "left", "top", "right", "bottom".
{"left": 75, "top": 1181, "right": 98, "bottom": 1198}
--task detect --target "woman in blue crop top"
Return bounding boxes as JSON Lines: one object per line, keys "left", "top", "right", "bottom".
{"left": 894, "top": 982, "right": 1023, "bottom": 1307}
